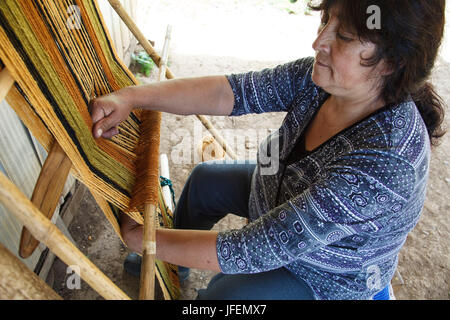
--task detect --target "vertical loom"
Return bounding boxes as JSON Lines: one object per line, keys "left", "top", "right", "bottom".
{"left": 0, "top": 0, "right": 162, "bottom": 300}
{"left": 0, "top": 65, "right": 130, "bottom": 300}
{"left": 107, "top": 0, "right": 239, "bottom": 300}
{"left": 0, "top": 0, "right": 237, "bottom": 300}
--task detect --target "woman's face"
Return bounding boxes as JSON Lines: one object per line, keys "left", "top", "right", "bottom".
{"left": 311, "top": 8, "right": 386, "bottom": 100}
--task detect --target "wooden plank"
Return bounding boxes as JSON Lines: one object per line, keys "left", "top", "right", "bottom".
{"left": 0, "top": 170, "right": 131, "bottom": 300}
{"left": 0, "top": 67, "right": 14, "bottom": 102}
{"left": 0, "top": 242, "right": 62, "bottom": 300}
{"left": 36, "top": 182, "right": 85, "bottom": 282}
{"left": 19, "top": 141, "right": 73, "bottom": 258}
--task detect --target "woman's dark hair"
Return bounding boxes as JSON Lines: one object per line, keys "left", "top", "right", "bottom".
{"left": 309, "top": 0, "right": 447, "bottom": 145}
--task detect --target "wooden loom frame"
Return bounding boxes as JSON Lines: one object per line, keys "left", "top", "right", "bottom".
{"left": 0, "top": 66, "right": 131, "bottom": 300}
{"left": 0, "top": 0, "right": 237, "bottom": 300}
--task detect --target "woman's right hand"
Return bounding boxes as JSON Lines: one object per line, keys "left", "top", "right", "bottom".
{"left": 89, "top": 87, "right": 135, "bottom": 139}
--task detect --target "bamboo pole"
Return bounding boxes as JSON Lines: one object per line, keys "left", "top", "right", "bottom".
{"left": 0, "top": 242, "right": 62, "bottom": 300}
{"left": 0, "top": 171, "right": 131, "bottom": 300}
{"left": 107, "top": 0, "right": 237, "bottom": 160}
{"left": 138, "top": 25, "right": 172, "bottom": 301}
{"left": 139, "top": 203, "right": 157, "bottom": 300}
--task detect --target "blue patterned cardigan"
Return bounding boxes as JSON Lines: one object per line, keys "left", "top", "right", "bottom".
{"left": 216, "top": 57, "right": 430, "bottom": 300}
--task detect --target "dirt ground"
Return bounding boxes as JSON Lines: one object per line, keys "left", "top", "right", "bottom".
{"left": 48, "top": 0, "right": 449, "bottom": 300}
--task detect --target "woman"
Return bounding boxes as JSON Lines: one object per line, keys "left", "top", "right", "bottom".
{"left": 90, "top": 0, "right": 446, "bottom": 299}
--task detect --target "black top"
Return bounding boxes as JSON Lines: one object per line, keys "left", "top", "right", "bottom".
{"left": 276, "top": 127, "right": 312, "bottom": 205}
{"left": 285, "top": 128, "right": 311, "bottom": 165}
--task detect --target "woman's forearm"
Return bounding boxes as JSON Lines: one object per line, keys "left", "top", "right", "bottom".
{"left": 121, "top": 215, "right": 221, "bottom": 272}
{"left": 90, "top": 75, "right": 234, "bottom": 138}
{"left": 124, "top": 75, "right": 235, "bottom": 116}
{"left": 156, "top": 228, "right": 221, "bottom": 272}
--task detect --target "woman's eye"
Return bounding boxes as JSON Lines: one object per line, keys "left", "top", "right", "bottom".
{"left": 337, "top": 33, "right": 353, "bottom": 42}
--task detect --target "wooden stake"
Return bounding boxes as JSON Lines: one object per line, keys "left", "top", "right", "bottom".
{"left": 19, "top": 141, "right": 72, "bottom": 258}
{"left": 0, "top": 242, "right": 62, "bottom": 300}
{"left": 107, "top": 0, "right": 237, "bottom": 160}
{"left": 0, "top": 171, "right": 131, "bottom": 300}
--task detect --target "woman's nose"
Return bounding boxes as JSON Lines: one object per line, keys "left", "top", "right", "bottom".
{"left": 312, "top": 25, "right": 332, "bottom": 54}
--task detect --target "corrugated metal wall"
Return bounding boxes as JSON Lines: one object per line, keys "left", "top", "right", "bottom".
{"left": 0, "top": 0, "right": 137, "bottom": 272}
{"left": 0, "top": 100, "right": 75, "bottom": 270}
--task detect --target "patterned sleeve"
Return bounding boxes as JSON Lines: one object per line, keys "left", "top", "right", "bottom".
{"left": 216, "top": 150, "right": 417, "bottom": 274}
{"left": 226, "top": 57, "right": 315, "bottom": 116}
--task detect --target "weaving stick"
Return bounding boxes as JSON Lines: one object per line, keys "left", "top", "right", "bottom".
{"left": 0, "top": 171, "right": 130, "bottom": 300}
{"left": 107, "top": 0, "right": 237, "bottom": 160}
{"left": 136, "top": 25, "right": 172, "bottom": 300}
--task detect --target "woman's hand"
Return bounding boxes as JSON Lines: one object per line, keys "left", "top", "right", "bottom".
{"left": 89, "top": 87, "right": 135, "bottom": 139}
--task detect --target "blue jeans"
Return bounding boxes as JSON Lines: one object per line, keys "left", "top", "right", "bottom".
{"left": 173, "top": 160, "right": 316, "bottom": 300}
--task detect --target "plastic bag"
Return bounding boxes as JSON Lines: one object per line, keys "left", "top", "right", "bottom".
{"left": 131, "top": 51, "right": 155, "bottom": 77}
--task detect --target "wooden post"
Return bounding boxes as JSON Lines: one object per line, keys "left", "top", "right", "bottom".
{"left": 139, "top": 203, "right": 157, "bottom": 300}
{"left": 19, "top": 141, "right": 72, "bottom": 258}
{"left": 138, "top": 25, "right": 172, "bottom": 301}
{"left": 0, "top": 242, "right": 62, "bottom": 300}
{"left": 0, "top": 171, "right": 131, "bottom": 300}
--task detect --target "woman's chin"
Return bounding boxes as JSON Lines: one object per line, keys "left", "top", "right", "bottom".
{"left": 311, "top": 71, "right": 328, "bottom": 89}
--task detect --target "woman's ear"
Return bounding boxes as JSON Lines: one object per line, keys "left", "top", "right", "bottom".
{"left": 379, "top": 60, "right": 396, "bottom": 77}
{"left": 381, "top": 58, "right": 406, "bottom": 77}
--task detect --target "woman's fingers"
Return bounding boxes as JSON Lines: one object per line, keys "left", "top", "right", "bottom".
{"left": 90, "top": 96, "right": 121, "bottom": 138}
{"left": 89, "top": 98, "right": 108, "bottom": 124}
{"left": 89, "top": 90, "right": 133, "bottom": 139}
{"left": 101, "top": 126, "right": 120, "bottom": 139}
{"left": 92, "top": 112, "right": 120, "bottom": 139}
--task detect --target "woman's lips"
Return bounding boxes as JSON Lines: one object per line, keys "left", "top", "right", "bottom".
{"left": 316, "top": 60, "right": 330, "bottom": 68}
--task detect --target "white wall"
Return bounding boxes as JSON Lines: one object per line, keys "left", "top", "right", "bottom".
{"left": 440, "top": 1, "right": 450, "bottom": 62}
{"left": 97, "top": 0, "right": 138, "bottom": 66}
